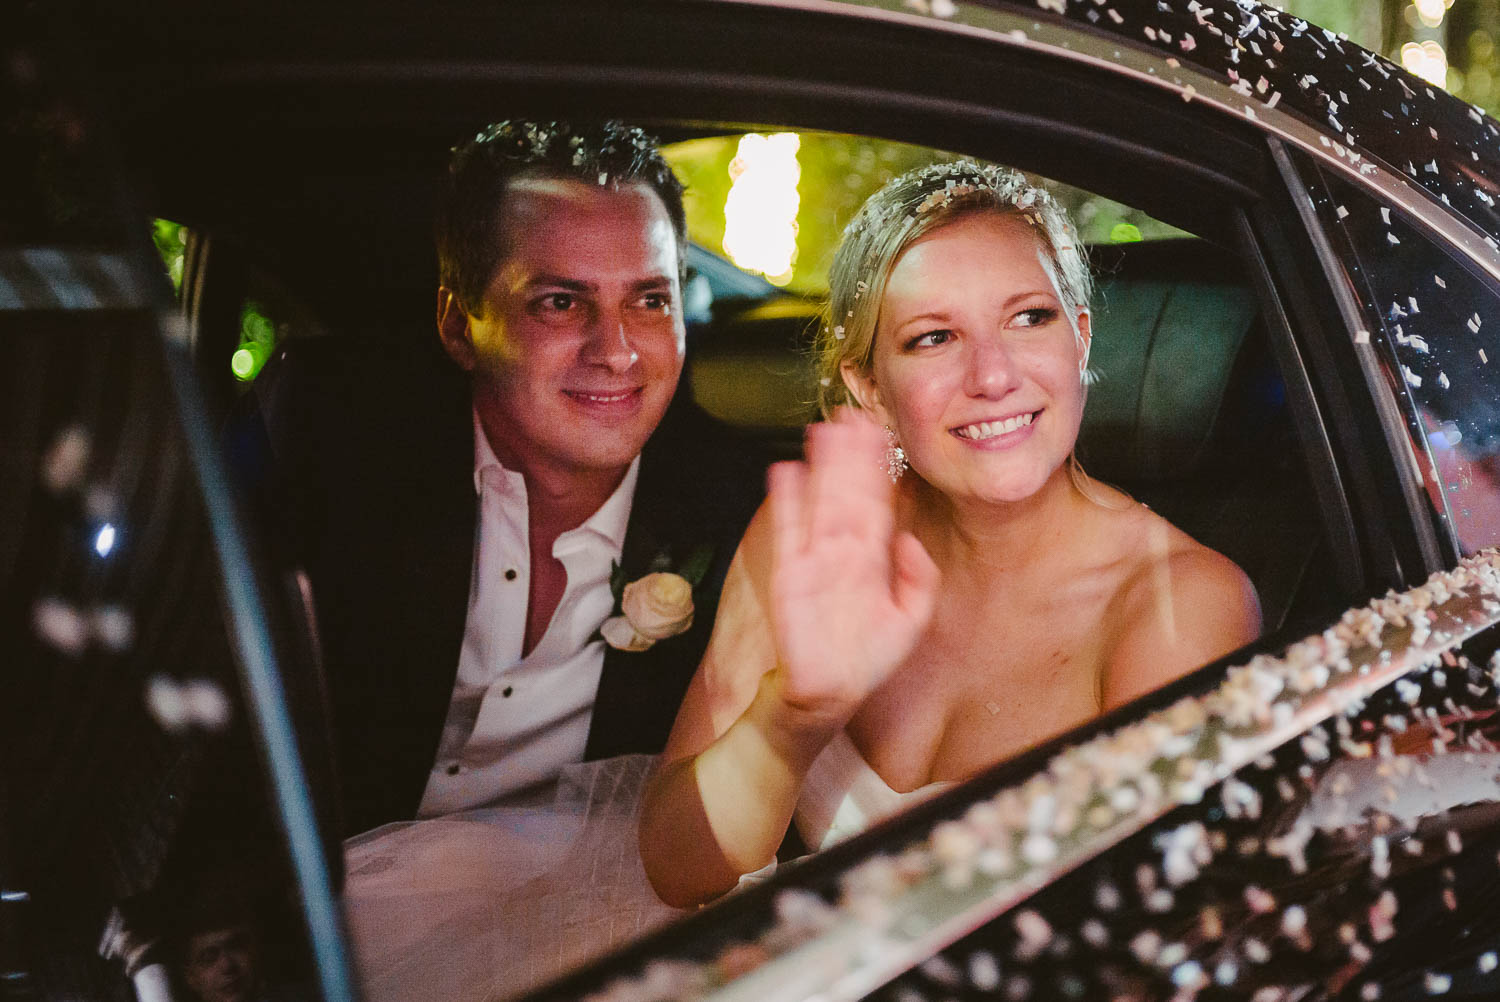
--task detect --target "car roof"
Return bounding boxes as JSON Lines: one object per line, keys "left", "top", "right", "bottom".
{"left": 50, "top": 0, "right": 1500, "bottom": 266}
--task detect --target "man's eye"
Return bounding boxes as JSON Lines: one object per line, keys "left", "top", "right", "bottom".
{"left": 639, "top": 292, "right": 673, "bottom": 313}
{"left": 536, "top": 292, "right": 576, "bottom": 312}
{"left": 907, "top": 329, "right": 953, "bottom": 349}
{"left": 1014, "top": 307, "right": 1060, "bottom": 328}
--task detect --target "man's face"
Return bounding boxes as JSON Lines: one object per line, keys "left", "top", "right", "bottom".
{"left": 182, "top": 926, "right": 259, "bottom": 1002}
{"left": 440, "top": 176, "right": 686, "bottom": 479}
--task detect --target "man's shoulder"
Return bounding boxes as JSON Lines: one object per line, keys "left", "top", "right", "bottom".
{"left": 637, "top": 395, "right": 765, "bottom": 519}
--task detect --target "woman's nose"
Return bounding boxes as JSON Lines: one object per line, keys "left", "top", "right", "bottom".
{"left": 963, "top": 337, "right": 1019, "bottom": 397}
{"left": 583, "top": 310, "right": 640, "bottom": 372}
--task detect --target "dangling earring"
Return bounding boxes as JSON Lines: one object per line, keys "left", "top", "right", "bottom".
{"left": 884, "top": 426, "right": 908, "bottom": 483}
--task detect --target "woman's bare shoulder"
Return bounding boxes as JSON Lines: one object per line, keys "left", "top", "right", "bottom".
{"left": 1098, "top": 504, "right": 1262, "bottom": 707}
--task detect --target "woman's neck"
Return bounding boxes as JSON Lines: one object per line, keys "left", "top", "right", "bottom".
{"left": 904, "top": 463, "right": 1093, "bottom": 581}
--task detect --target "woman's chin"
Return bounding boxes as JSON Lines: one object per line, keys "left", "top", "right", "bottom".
{"left": 920, "top": 467, "right": 1057, "bottom": 508}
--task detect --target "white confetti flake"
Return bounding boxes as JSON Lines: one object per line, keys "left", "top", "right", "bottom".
{"left": 91, "top": 605, "right": 135, "bottom": 653}
{"left": 1424, "top": 971, "right": 1452, "bottom": 994}
{"left": 1469, "top": 314, "right": 1483, "bottom": 333}
{"left": 42, "top": 426, "right": 91, "bottom": 494}
{"left": 1435, "top": 275, "right": 1447, "bottom": 288}
{"left": 931, "top": 0, "right": 957, "bottom": 15}
{"left": 1439, "top": 372, "right": 1450, "bottom": 389}
{"left": 146, "top": 675, "right": 233, "bottom": 733}
{"left": 967, "top": 952, "right": 1001, "bottom": 991}
{"left": 1479, "top": 952, "right": 1498, "bottom": 973}
{"left": 1403, "top": 365, "right": 1422, "bottom": 388}
{"left": 32, "top": 597, "right": 89, "bottom": 657}
{"left": 1382, "top": 207, "right": 1393, "bottom": 224}
{"left": 1355, "top": 329, "right": 1371, "bottom": 344}
{"left": 1481, "top": 348, "right": 1489, "bottom": 364}
{"left": 1388, "top": 232, "right": 1402, "bottom": 246}
{"left": 1182, "top": 85, "right": 1197, "bottom": 103}
{"left": 1036, "top": 0, "right": 1065, "bottom": 12}
{"left": 1336, "top": 205, "right": 1350, "bottom": 219}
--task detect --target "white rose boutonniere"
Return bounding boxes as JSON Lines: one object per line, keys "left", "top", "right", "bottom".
{"left": 599, "top": 544, "right": 714, "bottom": 653}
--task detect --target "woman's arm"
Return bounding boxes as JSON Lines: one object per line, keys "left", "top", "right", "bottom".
{"left": 639, "top": 415, "right": 939, "bottom": 907}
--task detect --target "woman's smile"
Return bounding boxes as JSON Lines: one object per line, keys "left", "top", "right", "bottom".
{"left": 950, "top": 409, "right": 1040, "bottom": 445}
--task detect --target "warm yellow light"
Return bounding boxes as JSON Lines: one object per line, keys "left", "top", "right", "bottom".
{"left": 1402, "top": 40, "right": 1449, "bottom": 89}
{"left": 722, "top": 133, "right": 802, "bottom": 281}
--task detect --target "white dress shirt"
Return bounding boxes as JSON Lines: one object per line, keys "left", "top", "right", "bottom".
{"left": 417, "top": 412, "right": 638, "bottom": 817}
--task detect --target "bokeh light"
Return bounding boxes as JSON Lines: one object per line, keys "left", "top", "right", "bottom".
{"left": 722, "top": 133, "right": 802, "bottom": 285}
{"left": 1403, "top": 39, "right": 1450, "bottom": 87}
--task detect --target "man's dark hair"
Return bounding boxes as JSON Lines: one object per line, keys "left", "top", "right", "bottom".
{"left": 435, "top": 120, "right": 687, "bottom": 315}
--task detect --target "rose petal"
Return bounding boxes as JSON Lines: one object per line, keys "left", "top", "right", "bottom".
{"left": 601, "top": 615, "right": 653, "bottom": 652}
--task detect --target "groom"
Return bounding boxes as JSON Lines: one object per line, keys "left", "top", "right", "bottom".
{"left": 241, "top": 121, "right": 759, "bottom": 835}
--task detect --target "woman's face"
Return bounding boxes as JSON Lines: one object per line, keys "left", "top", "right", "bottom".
{"left": 845, "top": 211, "right": 1090, "bottom": 506}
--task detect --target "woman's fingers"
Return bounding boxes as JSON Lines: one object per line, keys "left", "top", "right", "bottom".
{"left": 767, "top": 460, "right": 809, "bottom": 567}
{"left": 802, "top": 410, "right": 892, "bottom": 545}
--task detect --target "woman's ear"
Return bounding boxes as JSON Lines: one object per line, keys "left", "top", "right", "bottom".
{"left": 436, "top": 287, "right": 477, "bottom": 370}
{"left": 1075, "top": 308, "right": 1093, "bottom": 374}
{"left": 839, "top": 360, "right": 891, "bottom": 425}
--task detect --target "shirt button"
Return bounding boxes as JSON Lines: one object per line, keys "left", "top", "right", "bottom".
{"left": 502, "top": 686, "right": 514, "bottom": 698}
{"left": 504, "top": 569, "right": 517, "bottom": 581}
{"left": 445, "top": 763, "right": 461, "bottom": 776}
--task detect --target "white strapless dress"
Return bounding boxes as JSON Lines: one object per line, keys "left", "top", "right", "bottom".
{"left": 342, "top": 737, "right": 951, "bottom": 1002}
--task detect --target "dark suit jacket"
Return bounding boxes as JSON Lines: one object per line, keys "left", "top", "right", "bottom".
{"left": 229, "top": 337, "right": 763, "bottom": 836}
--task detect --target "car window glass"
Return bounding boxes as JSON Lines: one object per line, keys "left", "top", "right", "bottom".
{"left": 662, "top": 132, "right": 1190, "bottom": 296}
{"left": 1302, "top": 166, "right": 1500, "bottom": 556}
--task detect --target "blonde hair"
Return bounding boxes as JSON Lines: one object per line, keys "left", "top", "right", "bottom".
{"left": 815, "top": 160, "right": 1093, "bottom": 417}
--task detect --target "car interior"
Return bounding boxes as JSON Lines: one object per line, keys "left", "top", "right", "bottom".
{"left": 196, "top": 131, "right": 1337, "bottom": 647}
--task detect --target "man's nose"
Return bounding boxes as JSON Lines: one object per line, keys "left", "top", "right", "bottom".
{"left": 963, "top": 336, "right": 1020, "bottom": 398}
{"left": 582, "top": 308, "right": 640, "bottom": 373}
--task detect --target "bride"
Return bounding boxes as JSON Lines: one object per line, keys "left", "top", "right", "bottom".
{"left": 638, "top": 161, "right": 1263, "bottom": 908}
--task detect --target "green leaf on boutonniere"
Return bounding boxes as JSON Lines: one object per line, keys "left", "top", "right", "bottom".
{"left": 677, "top": 543, "right": 715, "bottom": 589}
{"left": 608, "top": 559, "right": 627, "bottom": 605}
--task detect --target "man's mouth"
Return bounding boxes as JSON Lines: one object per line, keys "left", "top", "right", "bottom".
{"left": 951, "top": 411, "right": 1038, "bottom": 441}
{"left": 563, "top": 388, "right": 642, "bottom": 405}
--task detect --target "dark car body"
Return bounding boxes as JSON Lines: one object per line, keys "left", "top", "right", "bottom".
{"left": 9, "top": 1, "right": 1500, "bottom": 1000}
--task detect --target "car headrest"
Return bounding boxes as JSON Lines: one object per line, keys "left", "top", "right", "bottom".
{"left": 689, "top": 239, "right": 1263, "bottom": 484}
{"left": 1079, "top": 271, "right": 1259, "bottom": 484}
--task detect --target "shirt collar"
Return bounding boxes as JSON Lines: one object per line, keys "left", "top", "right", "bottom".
{"left": 471, "top": 409, "right": 638, "bottom": 552}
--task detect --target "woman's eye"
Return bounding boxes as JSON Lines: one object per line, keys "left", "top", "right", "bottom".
{"left": 907, "top": 329, "right": 953, "bottom": 349}
{"left": 1014, "top": 307, "right": 1060, "bottom": 328}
